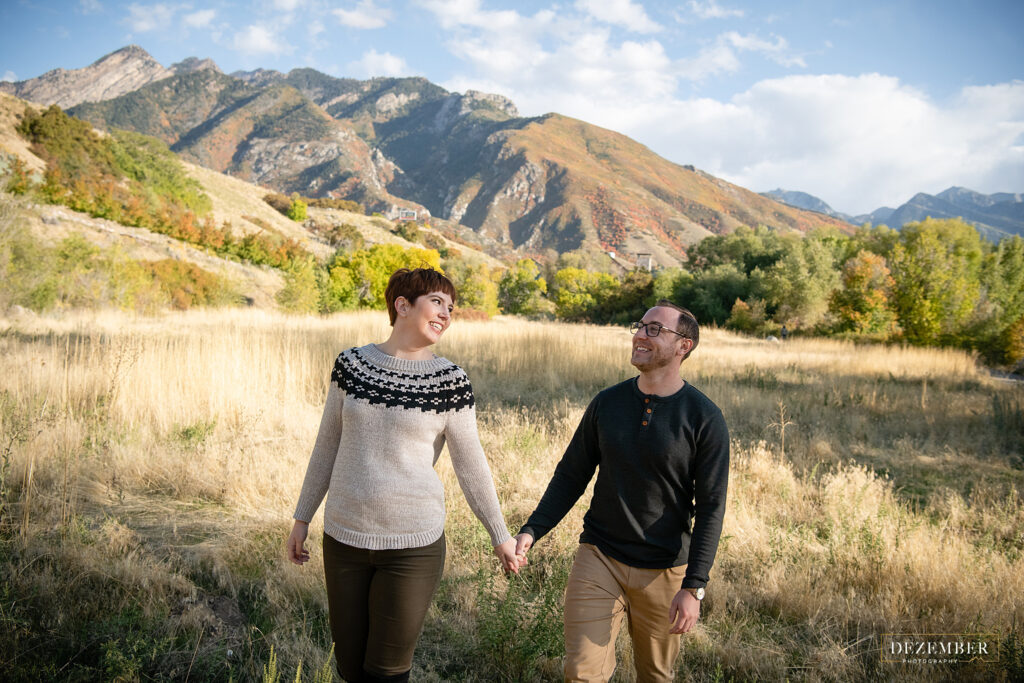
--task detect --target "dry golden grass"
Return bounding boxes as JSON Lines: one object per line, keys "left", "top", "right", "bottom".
{"left": 1, "top": 309, "right": 1022, "bottom": 681}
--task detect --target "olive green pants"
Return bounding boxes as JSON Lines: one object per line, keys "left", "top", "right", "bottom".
{"left": 323, "top": 532, "right": 446, "bottom": 682}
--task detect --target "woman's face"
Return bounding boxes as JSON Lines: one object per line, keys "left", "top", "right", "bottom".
{"left": 397, "top": 290, "right": 454, "bottom": 345}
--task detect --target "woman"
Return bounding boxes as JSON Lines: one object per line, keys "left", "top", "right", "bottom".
{"left": 287, "top": 267, "right": 519, "bottom": 683}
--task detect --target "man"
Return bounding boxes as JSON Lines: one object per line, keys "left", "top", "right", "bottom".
{"left": 515, "top": 299, "right": 730, "bottom": 683}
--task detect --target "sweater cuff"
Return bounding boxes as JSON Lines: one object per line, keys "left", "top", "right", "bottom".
{"left": 488, "top": 526, "right": 512, "bottom": 547}
{"left": 293, "top": 499, "right": 319, "bottom": 524}
{"left": 681, "top": 576, "right": 707, "bottom": 590}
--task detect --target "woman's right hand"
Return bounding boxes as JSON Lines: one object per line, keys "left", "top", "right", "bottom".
{"left": 287, "top": 520, "right": 311, "bottom": 565}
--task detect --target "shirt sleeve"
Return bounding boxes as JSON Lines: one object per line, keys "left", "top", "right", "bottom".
{"left": 444, "top": 379, "right": 512, "bottom": 547}
{"left": 293, "top": 378, "right": 344, "bottom": 523}
{"left": 518, "top": 395, "right": 601, "bottom": 543}
{"left": 682, "top": 405, "right": 730, "bottom": 589}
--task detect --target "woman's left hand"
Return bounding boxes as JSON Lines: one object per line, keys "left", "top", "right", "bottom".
{"left": 493, "top": 538, "right": 520, "bottom": 574}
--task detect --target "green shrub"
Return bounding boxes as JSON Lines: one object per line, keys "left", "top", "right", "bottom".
{"left": 276, "top": 257, "right": 322, "bottom": 314}
{"left": 394, "top": 221, "right": 421, "bottom": 243}
{"left": 286, "top": 197, "right": 307, "bottom": 222}
{"left": 145, "top": 259, "right": 239, "bottom": 310}
{"left": 262, "top": 192, "right": 292, "bottom": 216}
{"left": 15, "top": 105, "right": 215, "bottom": 249}
{"left": 307, "top": 197, "right": 363, "bottom": 213}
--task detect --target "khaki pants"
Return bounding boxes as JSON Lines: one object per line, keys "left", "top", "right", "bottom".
{"left": 564, "top": 543, "right": 687, "bottom": 683}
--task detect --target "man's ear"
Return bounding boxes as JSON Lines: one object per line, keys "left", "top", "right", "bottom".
{"left": 677, "top": 337, "right": 694, "bottom": 358}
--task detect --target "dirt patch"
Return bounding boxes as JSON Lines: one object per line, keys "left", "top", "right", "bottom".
{"left": 0, "top": 93, "right": 45, "bottom": 173}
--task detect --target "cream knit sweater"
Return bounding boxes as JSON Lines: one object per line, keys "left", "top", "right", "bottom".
{"left": 293, "top": 344, "right": 512, "bottom": 550}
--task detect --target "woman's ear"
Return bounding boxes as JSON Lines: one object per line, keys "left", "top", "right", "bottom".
{"left": 395, "top": 296, "right": 409, "bottom": 316}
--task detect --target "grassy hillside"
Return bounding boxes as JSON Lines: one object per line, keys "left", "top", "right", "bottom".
{"left": 1, "top": 310, "right": 1021, "bottom": 681}
{"left": 0, "top": 93, "right": 504, "bottom": 314}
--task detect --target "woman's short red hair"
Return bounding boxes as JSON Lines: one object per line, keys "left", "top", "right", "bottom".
{"left": 384, "top": 268, "right": 458, "bottom": 325}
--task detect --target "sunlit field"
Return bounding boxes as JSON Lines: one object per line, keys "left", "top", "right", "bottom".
{"left": 1, "top": 309, "right": 1022, "bottom": 681}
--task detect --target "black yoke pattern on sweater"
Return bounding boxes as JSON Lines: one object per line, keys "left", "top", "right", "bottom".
{"left": 331, "top": 347, "right": 475, "bottom": 413}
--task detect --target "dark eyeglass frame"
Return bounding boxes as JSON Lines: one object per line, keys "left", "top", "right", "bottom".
{"left": 630, "top": 321, "right": 688, "bottom": 339}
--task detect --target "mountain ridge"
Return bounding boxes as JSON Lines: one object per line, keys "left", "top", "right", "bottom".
{"left": 11, "top": 45, "right": 855, "bottom": 266}
{"left": 0, "top": 45, "right": 221, "bottom": 109}
{"left": 763, "top": 186, "right": 1024, "bottom": 239}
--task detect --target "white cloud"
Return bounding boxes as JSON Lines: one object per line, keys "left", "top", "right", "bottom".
{"left": 630, "top": 75, "right": 1024, "bottom": 214}
{"left": 334, "top": 0, "right": 392, "bottom": 29}
{"left": 78, "top": 0, "right": 103, "bottom": 14}
{"left": 688, "top": 0, "right": 743, "bottom": 20}
{"left": 232, "top": 25, "right": 293, "bottom": 55}
{"left": 124, "top": 3, "right": 177, "bottom": 32}
{"left": 183, "top": 9, "right": 215, "bottom": 28}
{"left": 676, "top": 31, "right": 804, "bottom": 81}
{"left": 724, "top": 31, "right": 805, "bottom": 67}
{"left": 2, "top": 71, "right": 17, "bottom": 82}
{"left": 575, "top": 0, "right": 660, "bottom": 33}
{"left": 347, "top": 49, "right": 412, "bottom": 77}
{"left": 273, "top": 0, "right": 303, "bottom": 10}
{"left": 414, "top": 2, "right": 1023, "bottom": 214}
{"left": 416, "top": 0, "right": 532, "bottom": 31}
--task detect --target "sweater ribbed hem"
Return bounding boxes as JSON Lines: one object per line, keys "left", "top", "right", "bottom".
{"left": 324, "top": 519, "right": 446, "bottom": 551}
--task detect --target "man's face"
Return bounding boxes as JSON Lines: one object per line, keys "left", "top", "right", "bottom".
{"left": 630, "top": 306, "right": 689, "bottom": 372}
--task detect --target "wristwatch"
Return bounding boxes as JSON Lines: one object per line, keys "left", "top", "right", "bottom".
{"left": 683, "top": 587, "right": 705, "bottom": 601}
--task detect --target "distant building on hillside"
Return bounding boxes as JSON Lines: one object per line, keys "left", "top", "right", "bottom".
{"left": 395, "top": 208, "right": 418, "bottom": 221}
{"left": 636, "top": 253, "right": 654, "bottom": 271}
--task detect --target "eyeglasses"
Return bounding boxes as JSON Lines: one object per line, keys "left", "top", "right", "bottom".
{"left": 630, "top": 321, "right": 688, "bottom": 338}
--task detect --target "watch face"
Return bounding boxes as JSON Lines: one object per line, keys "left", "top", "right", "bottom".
{"left": 695, "top": 587, "right": 705, "bottom": 600}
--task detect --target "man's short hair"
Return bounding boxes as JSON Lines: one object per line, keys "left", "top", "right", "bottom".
{"left": 655, "top": 298, "right": 699, "bottom": 359}
{"left": 385, "top": 268, "right": 457, "bottom": 326}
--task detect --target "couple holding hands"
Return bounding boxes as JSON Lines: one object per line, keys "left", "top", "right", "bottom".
{"left": 286, "top": 267, "right": 730, "bottom": 683}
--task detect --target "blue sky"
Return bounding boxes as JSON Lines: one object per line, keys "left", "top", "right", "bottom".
{"left": 2, "top": 0, "right": 1022, "bottom": 214}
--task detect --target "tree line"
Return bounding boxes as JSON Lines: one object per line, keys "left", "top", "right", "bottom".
{"left": 5, "top": 104, "right": 1022, "bottom": 367}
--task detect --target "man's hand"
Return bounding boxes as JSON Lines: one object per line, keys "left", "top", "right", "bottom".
{"left": 513, "top": 532, "right": 534, "bottom": 568}
{"left": 287, "top": 520, "right": 310, "bottom": 566}
{"left": 668, "top": 589, "right": 700, "bottom": 634}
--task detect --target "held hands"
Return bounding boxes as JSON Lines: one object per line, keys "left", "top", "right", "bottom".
{"left": 290, "top": 522, "right": 532, "bottom": 574}
{"left": 287, "top": 520, "right": 311, "bottom": 566}
{"left": 494, "top": 532, "right": 534, "bottom": 574}
{"left": 514, "top": 532, "right": 533, "bottom": 564}
{"left": 494, "top": 538, "right": 521, "bottom": 574}
{"left": 668, "top": 588, "right": 700, "bottom": 634}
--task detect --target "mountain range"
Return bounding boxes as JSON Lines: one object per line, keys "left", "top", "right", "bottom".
{"left": 2, "top": 45, "right": 857, "bottom": 268}
{"left": 762, "top": 187, "right": 1024, "bottom": 240}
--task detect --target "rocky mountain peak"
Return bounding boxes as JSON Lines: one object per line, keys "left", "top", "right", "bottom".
{"left": 463, "top": 90, "right": 518, "bottom": 117}
{"left": 171, "top": 57, "right": 222, "bottom": 75}
{"left": 0, "top": 44, "right": 172, "bottom": 109}
{"left": 231, "top": 69, "right": 285, "bottom": 86}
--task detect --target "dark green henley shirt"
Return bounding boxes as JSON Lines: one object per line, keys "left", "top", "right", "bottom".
{"left": 519, "top": 376, "right": 730, "bottom": 589}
